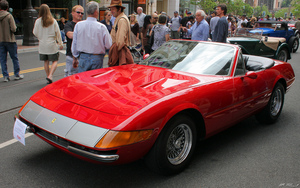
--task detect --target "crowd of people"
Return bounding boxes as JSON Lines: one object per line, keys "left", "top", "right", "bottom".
{"left": 1, "top": 0, "right": 300, "bottom": 84}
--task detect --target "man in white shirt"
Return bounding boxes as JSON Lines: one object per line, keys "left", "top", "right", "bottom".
{"left": 237, "top": 15, "right": 248, "bottom": 28}
{"left": 72, "top": 1, "right": 112, "bottom": 72}
{"left": 136, "top": 7, "right": 146, "bottom": 33}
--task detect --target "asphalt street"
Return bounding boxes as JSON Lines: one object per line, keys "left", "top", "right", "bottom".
{"left": 0, "top": 47, "right": 299, "bottom": 188}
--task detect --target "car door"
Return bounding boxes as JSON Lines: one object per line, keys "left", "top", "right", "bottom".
{"left": 231, "top": 52, "right": 268, "bottom": 123}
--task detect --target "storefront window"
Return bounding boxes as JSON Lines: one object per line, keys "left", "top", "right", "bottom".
{"left": 7, "top": 0, "right": 79, "bottom": 36}
{"left": 179, "top": 0, "right": 196, "bottom": 15}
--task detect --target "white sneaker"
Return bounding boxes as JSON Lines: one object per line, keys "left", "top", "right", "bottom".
{"left": 4, "top": 77, "right": 10, "bottom": 82}
{"left": 14, "top": 74, "right": 24, "bottom": 80}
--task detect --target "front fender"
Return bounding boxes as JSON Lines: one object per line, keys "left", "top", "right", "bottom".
{"left": 160, "top": 103, "right": 202, "bottom": 130}
{"left": 276, "top": 43, "right": 291, "bottom": 60}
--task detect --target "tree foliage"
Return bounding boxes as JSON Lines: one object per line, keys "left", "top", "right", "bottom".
{"left": 291, "top": 0, "right": 300, "bottom": 17}
{"left": 191, "top": 0, "right": 253, "bottom": 16}
{"left": 253, "top": 5, "right": 270, "bottom": 17}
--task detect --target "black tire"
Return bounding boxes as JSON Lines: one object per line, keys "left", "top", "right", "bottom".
{"left": 256, "top": 83, "right": 285, "bottom": 124}
{"left": 277, "top": 48, "right": 288, "bottom": 62}
{"left": 295, "top": 32, "right": 300, "bottom": 39}
{"left": 144, "top": 114, "right": 197, "bottom": 175}
{"left": 288, "top": 36, "right": 299, "bottom": 53}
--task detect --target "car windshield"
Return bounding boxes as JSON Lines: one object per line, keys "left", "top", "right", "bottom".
{"left": 234, "top": 28, "right": 263, "bottom": 39}
{"left": 140, "top": 41, "right": 235, "bottom": 76}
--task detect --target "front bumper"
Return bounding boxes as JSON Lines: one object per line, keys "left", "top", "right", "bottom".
{"left": 18, "top": 100, "right": 120, "bottom": 163}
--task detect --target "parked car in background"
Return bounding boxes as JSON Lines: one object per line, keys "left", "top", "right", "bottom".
{"left": 15, "top": 40, "right": 295, "bottom": 175}
{"left": 288, "top": 20, "right": 300, "bottom": 39}
{"left": 228, "top": 28, "right": 291, "bottom": 62}
{"left": 253, "top": 21, "right": 299, "bottom": 53}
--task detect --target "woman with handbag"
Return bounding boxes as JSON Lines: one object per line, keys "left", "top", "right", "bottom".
{"left": 141, "top": 15, "right": 153, "bottom": 54}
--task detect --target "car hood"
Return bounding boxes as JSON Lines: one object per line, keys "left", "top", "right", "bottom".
{"left": 44, "top": 64, "right": 221, "bottom": 115}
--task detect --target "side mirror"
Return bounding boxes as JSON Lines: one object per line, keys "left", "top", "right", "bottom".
{"left": 245, "top": 71, "right": 257, "bottom": 79}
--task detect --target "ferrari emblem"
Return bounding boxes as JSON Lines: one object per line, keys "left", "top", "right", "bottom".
{"left": 51, "top": 118, "right": 57, "bottom": 124}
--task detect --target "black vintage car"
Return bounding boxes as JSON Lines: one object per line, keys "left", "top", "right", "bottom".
{"left": 228, "top": 28, "right": 291, "bottom": 62}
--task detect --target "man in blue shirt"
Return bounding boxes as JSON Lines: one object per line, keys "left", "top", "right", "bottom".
{"left": 212, "top": 4, "right": 228, "bottom": 43}
{"left": 184, "top": 10, "right": 209, "bottom": 41}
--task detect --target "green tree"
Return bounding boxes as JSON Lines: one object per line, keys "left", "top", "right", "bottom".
{"left": 291, "top": 0, "right": 300, "bottom": 17}
{"left": 281, "top": 0, "right": 293, "bottom": 7}
{"left": 190, "top": 0, "right": 216, "bottom": 14}
{"left": 253, "top": 5, "right": 270, "bottom": 18}
{"left": 274, "top": 7, "right": 289, "bottom": 18}
{"left": 213, "top": 0, "right": 252, "bottom": 16}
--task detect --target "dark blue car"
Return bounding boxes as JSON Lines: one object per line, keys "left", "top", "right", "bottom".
{"left": 251, "top": 21, "right": 299, "bottom": 53}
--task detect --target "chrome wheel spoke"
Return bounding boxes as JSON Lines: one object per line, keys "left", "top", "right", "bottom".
{"left": 167, "top": 124, "right": 192, "bottom": 165}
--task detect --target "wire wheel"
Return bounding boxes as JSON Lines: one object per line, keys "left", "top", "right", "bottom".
{"left": 277, "top": 49, "right": 288, "bottom": 62}
{"left": 167, "top": 124, "right": 193, "bottom": 165}
{"left": 270, "top": 86, "right": 283, "bottom": 117}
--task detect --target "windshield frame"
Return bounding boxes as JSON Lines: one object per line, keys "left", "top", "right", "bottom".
{"left": 141, "top": 40, "right": 237, "bottom": 76}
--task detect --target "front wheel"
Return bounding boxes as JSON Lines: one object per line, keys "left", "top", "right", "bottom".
{"left": 145, "top": 114, "right": 197, "bottom": 175}
{"left": 277, "top": 48, "right": 288, "bottom": 62}
{"left": 256, "top": 83, "right": 285, "bottom": 124}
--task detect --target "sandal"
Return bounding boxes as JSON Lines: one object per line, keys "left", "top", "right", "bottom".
{"left": 46, "top": 78, "right": 52, "bottom": 84}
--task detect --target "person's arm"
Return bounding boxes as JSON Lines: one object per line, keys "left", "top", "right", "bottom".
{"left": 103, "top": 25, "right": 112, "bottom": 50}
{"left": 186, "top": 22, "right": 195, "bottom": 36}
{"left": 71, "top": 24, "right": 79, "bottom": 58}
{"left": 116, "top": 18, "right": 129, "bottom": 51}
{"left": 165, "top": 27, "right": 170, "bottom": 42}
{"left": 33, "top": 19, "right": 39, "bottom": 38}
{"left": 201, "top": 24, "right": 210, "bottom": 41}
{"left": 54, "top": 20, "right": 63, "bottom": 49}
{"left": 165, "top": 33, "right": 170, "bottom": 42}
{"left": 64, "top": 23, "right": 74, "bottom": 39}
{"left": 135, "top": 23, "right": 140, "bottom": 40}
{"left": 9, "top": 14, "right": 17, "bottom": 33}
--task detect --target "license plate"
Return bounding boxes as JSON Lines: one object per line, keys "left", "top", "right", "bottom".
{"left": 13, "top": 118, "right": 27, "bottom": 146}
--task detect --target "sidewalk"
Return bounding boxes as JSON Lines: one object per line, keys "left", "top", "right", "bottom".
{"left": 17, "top": 39, "right": 39, "bottom": 53}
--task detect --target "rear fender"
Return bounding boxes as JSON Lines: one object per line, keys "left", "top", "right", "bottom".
{"left": 276, "top": 43, "right": 291, "bottom": 60}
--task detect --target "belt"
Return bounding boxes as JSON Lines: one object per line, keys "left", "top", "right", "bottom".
{"left": 80, "top": 52, "right": 104, "bottom": 56}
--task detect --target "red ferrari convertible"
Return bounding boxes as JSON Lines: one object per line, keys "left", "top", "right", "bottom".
{"left": 15, "top": 40, "right": 295, "bottom": 175}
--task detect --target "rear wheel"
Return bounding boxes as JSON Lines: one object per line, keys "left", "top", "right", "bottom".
{"left": 256, "top": 83, "right": 285, "bottom": 124}
{"left": 145, "top": 114, "right": 197, "bottom": 175}
{"left": 277, "top": 48, "right": 288, "bottom": 62}
{"left": 288, "top": 36, "right": 299, "bottom": 53}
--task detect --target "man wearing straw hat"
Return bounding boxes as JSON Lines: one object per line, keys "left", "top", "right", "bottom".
{"left": 108, "top": 0, "right": 134, "bottom": 66}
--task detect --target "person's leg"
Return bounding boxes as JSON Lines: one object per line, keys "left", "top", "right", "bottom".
{"left": 0, "top": 42, "right": 9, "bottom": 79}
{"left": 78, "top": 53, "right": 89, "bottom": 73}
{"left": 44, "top": 60, "right": 50, "bottom": 77}
{"left": 65, "top": 55, "right": 72, "bottom": 77}
{"left": 48, "top": 61, "right": 58, "bottom": 80}
{"left": 6, "top": 42, "right": 20, "bottom": 77}
{"left": 90, "top": 54, "right": 104, "bottom": 70}
{"left": 47, "top": 52, "right": 59, "bottom": 80}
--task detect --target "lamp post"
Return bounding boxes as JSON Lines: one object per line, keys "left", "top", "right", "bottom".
{"left": 22, "top": 0, "right": 39, "bottom": 46}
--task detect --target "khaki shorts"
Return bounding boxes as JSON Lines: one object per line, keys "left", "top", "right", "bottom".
{"left": 39, "top": 52, "right": 59, "bottom": 61}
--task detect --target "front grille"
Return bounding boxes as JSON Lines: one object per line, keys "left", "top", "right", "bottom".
{"left": 19, "top": 116, "right": 117, "bottom": 156}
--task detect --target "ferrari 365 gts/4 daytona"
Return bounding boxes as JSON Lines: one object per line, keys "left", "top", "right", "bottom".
{"left": 16, "top": 40, "right": 295, "bottom": 175}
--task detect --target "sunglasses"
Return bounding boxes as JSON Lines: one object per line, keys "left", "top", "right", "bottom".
{"left": 76, "top": 11, "right": 84, "bottom": 15}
